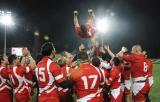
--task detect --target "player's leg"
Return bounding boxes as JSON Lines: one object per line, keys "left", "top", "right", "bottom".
{"left": 132, "top": 82, "right": 150, "bottom": 102}
{"left": 125, "top": 93, "right": 132, "bottom": 102}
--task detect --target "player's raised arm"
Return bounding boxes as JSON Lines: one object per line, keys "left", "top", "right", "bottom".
{"left": 104, "top": 43, "right": 115, "bottom": 58}
{"left": 87, "top": 9, "right": 95, "bottom": 25}
{"left": 117, "top": 46, "right": 128, "bottom": 58}
{"left": 74, "top": 10, "right": 80, "bottom": 27}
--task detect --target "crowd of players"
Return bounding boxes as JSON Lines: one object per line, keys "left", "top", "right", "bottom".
{"left": 0, "top": 9, "right": 153, "bottom": 102}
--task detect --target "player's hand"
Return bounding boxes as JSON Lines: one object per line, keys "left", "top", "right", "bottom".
{"left": 74, "top": 11, "right": 78, "bottom": 16}
{"left": 104, "top": 43, "right": 110, "bottom": 51}
{"left": 67, "top": 73, "right": 71, "bottom": 78}
{"left": 105, "top": 79, "right": 108, "bottom": 85}
{"left": 100, "top": 47, "right": 105, "bottom": 53}
{"left": 121, "top": 46, "right": 128, "bottom": 53}
{"left": 88, "top": 9, "right": 93, "bottom": 14}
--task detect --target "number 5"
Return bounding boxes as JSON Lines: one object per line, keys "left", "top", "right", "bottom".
{"left": 39, "top": 68, "right": 46, "bottom": 82}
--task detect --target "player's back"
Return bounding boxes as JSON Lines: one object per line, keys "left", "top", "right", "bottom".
{"left": 70, "top": 63, "right": 102, "bottom": 102}
{"left": 36, "top": 57, "right": 66, "bottom": 102}
{"left": 36, "top": 57, "right": 57, "bottom": 94}
{"left": 123, "top": 54, "right": 147, "bottom": 78}
{"left": 0, "top": 66, "right": 12, "bottom": 93}
{"left": 8, "top": 66, "right": 28, "bottom": 93}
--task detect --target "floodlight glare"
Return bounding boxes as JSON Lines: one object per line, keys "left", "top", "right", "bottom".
{"left": 0, "top": 15, "right": 13, "bottom": 26}
{"left": 0, "top": 10, "right": 14, "bottom": 55}
{"left": 96, "top": 18, "right": 109, "bottom": 33}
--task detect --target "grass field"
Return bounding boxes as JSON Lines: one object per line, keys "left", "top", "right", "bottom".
{"left": 149, "top": 64, "right": 160, "bottom": 102}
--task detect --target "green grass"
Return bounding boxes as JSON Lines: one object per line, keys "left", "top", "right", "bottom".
{"left": 149, "top": 64, "right": 160, "bottom": 102}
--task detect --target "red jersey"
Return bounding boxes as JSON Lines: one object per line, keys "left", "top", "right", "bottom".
{"left": 119, "top": 63, "right": 131, "bottom": 82}
{"left": 146, "top": 59, "right": 153, "bottom": 77}
{"left": 58, "top": 65, "right": 74, "bottom": 99}
{"left": 6, "top": 66, "right": 32, "bottom": 93}
{"left": 70, "top": 63, "right": 103, "bottom": 102}
{"left": 2, "top": 65, "right": 32, "bottom": 102}
{"left": 122, "top": 54, "right": 148, "bottom": 79}
{"left": 24, "top": 69, "right": 34, "bottom": 86}
{"left": 36, "top": 57, "right": 65, "bottom": 102}
{"left": 0, "top": 66, "right": 12, "bottom": 93}
{"left": 61, "top": 65, "right": 74, "bottom": 78}
{"left": 0, "top": 66, "right": 13, "bottom": 102}
{"left": 75, "top": 24, "right": 96, "bottom": 39}
{"left": 108, "top": 66, "right": 121, "bottom": 89}
{"left": 146, "top": 58, "right": 153, "bottom": 87}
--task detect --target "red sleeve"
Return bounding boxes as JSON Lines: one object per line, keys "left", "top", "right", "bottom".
{"left": 70, "top": 71, "right": 75, "bottom": 83}
{"left": 104, "top": 69, "right": 109, "bottom": 79}
{"left": 0, "top": 68, "right": 9, "bottom": 79}
{"left": 50, "top": 62, "right": 65, "bottom": 83}
{"left": 148, "top": 59, "right": 153, "bottom": 76}
{"left": 70, "top": 68, "right": 80, "bottom": 84}
{"left": 19, "top": 66, "right": 33, "bottom": 74}
{"left": 108, "top": 68, "right": 118, "bottom": 85}
{"left": 18, "top": 66, "right": 26, "bottom": 74}
{"left": 122, "top": 54, "right": 135, "bottom": 63}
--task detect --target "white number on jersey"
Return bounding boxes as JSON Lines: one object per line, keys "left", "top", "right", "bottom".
{"left": 39, "top": 68, "right": 46, "bottom": 82}
{"left": 118, "top": 73, "right": 121, "bottom": 83}
{"left": 81, "top": 75, "right": 98, "bottom": 89}
{"left": 144, "top": 62, "right": 148, "bottom": 73}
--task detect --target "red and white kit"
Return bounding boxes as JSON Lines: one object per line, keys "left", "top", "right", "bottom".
{"left": 146, "top": 58, "right": 153, "bottom": 88}
{"left": 99, "top": 64, "right": 110, "bottom": 101}
{"left": 120, "top": 62, "right": 131, "bottom": 95}
{"left": 75, "top": 23, "right": 96, "bottom": 39}
{"left": 121, "top": 54, "right": 150, "bottom": 102}
{"left": 36, "top": 57, "right": 65, "bottom": 102}
{"left": 70, "top": 63, "right": 103, "bottom": 102}
{"left": 7, "top": 66, "right": 32, "bottom": 102}
{"left": 58, "top": 65, "right": 74, "bottom": 102}
{"left": 107, "top": 66, "right": 123, "bottom": 102}
{"left": 0, "top": 66, "right": 12, "bottom": 102}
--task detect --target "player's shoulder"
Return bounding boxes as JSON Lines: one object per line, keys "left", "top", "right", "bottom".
{"left": 111, "top": 67, "right": 119, "bottom": 73}
{"left": 16, "top": 65, "right": 24, "bottom": 70}
{"left": 70, "top": 67, "right": 82, "bottom": 78}
{"left": 146, "top": 58, "right": 152, "bottom": 62}
{"left": 50, "top": 61, "right": 60, "bottom": 67}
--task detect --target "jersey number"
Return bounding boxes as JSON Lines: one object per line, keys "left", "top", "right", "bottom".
{"left": 39, "top": 68, "right": 46, "bottom": 82}
{"left": 144, "top": 62, "right": 148, "bottom": 73}
{"left": 81, "top": 75, "right": 98, "bottom": 89}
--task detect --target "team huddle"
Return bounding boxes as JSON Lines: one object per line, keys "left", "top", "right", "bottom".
{"left": 0, "top": 9, "right": 153, "bottom": 102}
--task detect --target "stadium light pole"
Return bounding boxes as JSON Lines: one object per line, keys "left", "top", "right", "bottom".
{"left": 0, "top": 11, "right": 13, "bottom": 55}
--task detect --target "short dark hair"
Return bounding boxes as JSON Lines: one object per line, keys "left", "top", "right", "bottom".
{"left": 0, "top": 55, "right": 4, "bottom": 64}
{"left": 112, "top": 57, "right": 121, "bottom": 66}
{"left": 80, "top": 25, "right": 88, "bottom": 33}
{"left": 8, "top": 54, "right": 17, "bottom": 65}
{"left": 77, "top": 51, "right": 88, "bottom": 61}
{"left": 92, "top": 57, "right": 100, "bottom": 67}
{"left": 41, "top": 42, "right": 55, "bottom": 56}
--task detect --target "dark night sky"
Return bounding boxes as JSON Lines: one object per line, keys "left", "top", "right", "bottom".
{"left": 0, "top": 0, "right": 159, "bottom": 58}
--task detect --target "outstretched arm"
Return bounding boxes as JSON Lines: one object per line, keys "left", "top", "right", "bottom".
{"left": 87, "top": 9, "right": 95, "bottom": 25}
{"left": 104, "top": 44, "right": 115, "bottom": 58}
{"left": 117, "top": 47, "right": 128, "bottom": 57}
{"left": 74, "top": 11, "right": 80, "bottom": 27}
